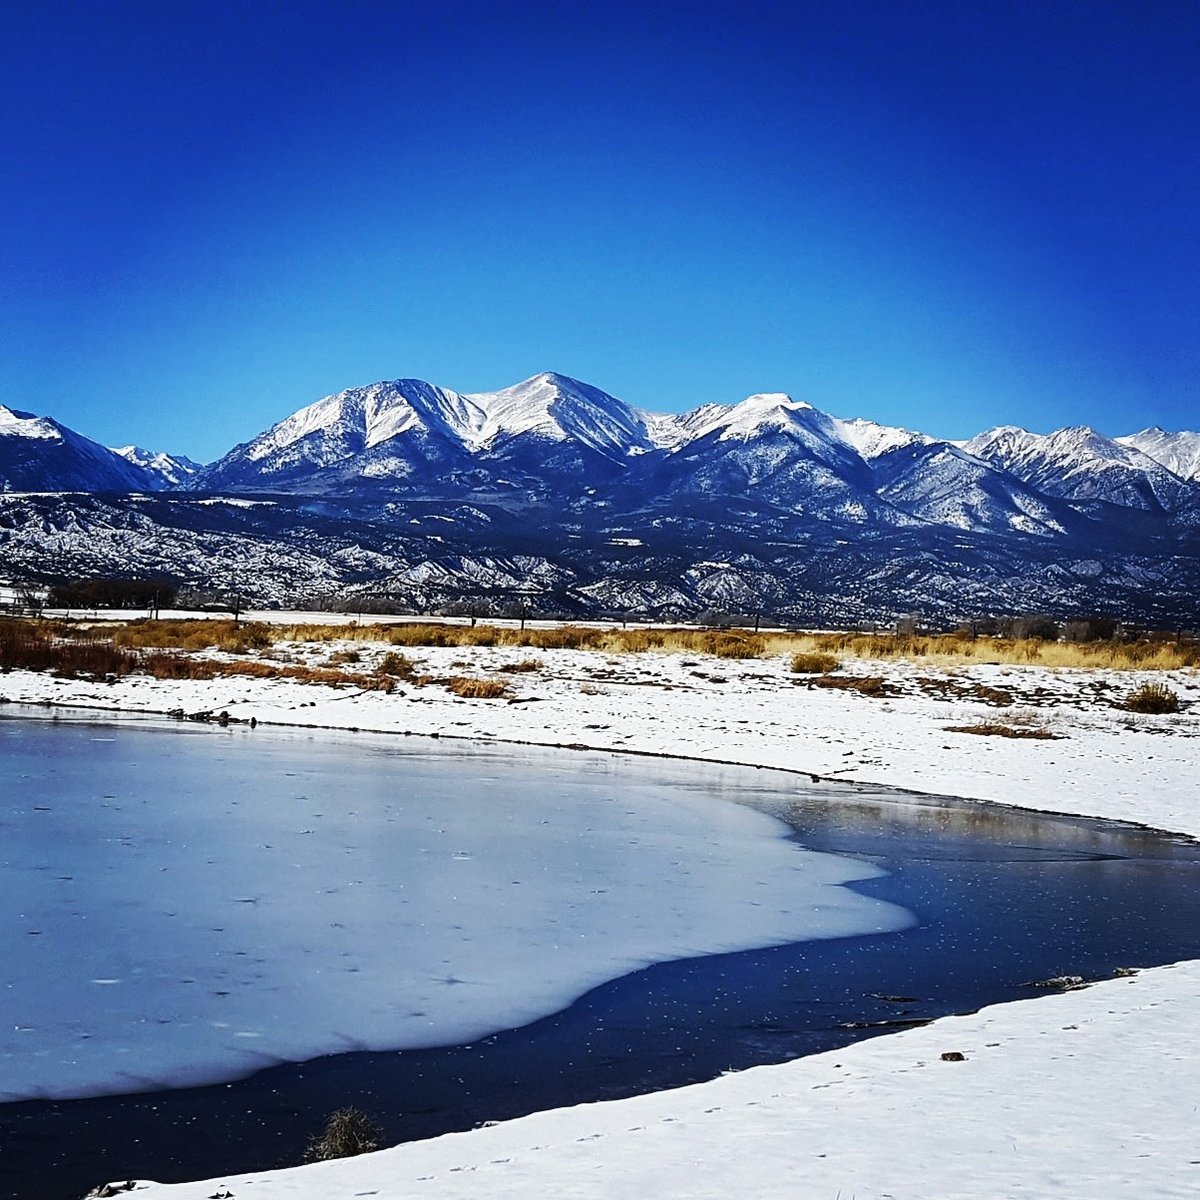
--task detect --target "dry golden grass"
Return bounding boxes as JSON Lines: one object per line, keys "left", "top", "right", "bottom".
{"left": 445, "top": 676, "right": 509, "bottom": 699}
{"left": 612, "top": 628, "right": 666, "bottom": 652}
{"left": 387, "top": 622, "right": 508, "bottom": 648}
{"left": 140, "top": 653, "right": 397, "bottom": 691}
{"left": 805, "top": 674, "right": 889, "bottom": 697}
{"left": 497, "top": 657, "right": 543, "bottom": 673}
{"left": 111, "top": 619, "right": 273, "bottom": 653}
{"left": 8, "top": 615, "right": 1198, "bottom": 675}
{"left": 790, "top": 651, "right": 840, "bottom": 674}
{"left": 370, "top": 624, "right": 1198, "bottom": 671}
{"left": 765, "top": 630, "right": 1200, "bottom": 671}
{"left": 1122, "top": 681, "right": 1181, "bottom": 713}
{"left": 945, "top": 722, "right": 1062, "bottom": 739}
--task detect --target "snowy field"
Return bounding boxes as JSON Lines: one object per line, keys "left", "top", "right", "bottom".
{"left": 2, "top": 632, "right": 1197, "bottom": 1198}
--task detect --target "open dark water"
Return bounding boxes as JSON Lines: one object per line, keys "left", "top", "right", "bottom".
{"left": 2, "top": 711, "right": 1199, "bottom": 1200}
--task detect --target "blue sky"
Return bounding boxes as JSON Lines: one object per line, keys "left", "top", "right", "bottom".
{"left": 3, "top": 0, "right": 1197, "bottom": 461}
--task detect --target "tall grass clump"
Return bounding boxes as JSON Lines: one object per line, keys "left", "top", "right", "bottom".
{"left": 303, "top": 1107, "right": 382, "bottom": 1163}
{"left": 790, "top": 651, "right": 839, "bottom": 674}
{"left": 112, "top": 619, "right": 272, "bottom": 654}
{"left": 445, "top": 676, "right": 509, "bottom": 698}
{"left": 522, "top": 625, "right": 605, "bottom": 650}
{"left": 613, "top": 629, "right": 666, "bottom": 652}
{"left": 387, "top": 623, "right": 472, "bottom": 648}
{"left": 0, "top": 620, "right": 140, "bottom": 677}
{"left": 694, "top": 631, "right": 765, "bottom": 659}
{"left": 375, "top": 651, "right": 415, "bottom": 678}
{"left": 1122, "top": 682, "right": 1181, "bottom": 714}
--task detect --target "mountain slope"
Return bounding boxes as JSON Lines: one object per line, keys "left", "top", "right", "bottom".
{"left": 1116, "top": 428, "right": 1200, "bottom": 482}
{"left": 0, "top": 406, "right": 161, "bottom": 493}
{"left": 193, "top": 379, "right": 478, "bottom": 495}
{"left": 111, "top": 446, "right": 203, "bottom": 488}
{"left": 3, "top": 375, "right": 1200, "bottom": 625}
{"left": 192, "top": 373, "right": 656, "bottom": 499}
{"left": 639, "top": 393, "right": 902, "bottom": 524}
{"left": 963, "top": 425, "right": 1195, "bottom": 520}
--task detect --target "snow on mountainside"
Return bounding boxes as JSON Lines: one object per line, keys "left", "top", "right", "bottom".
{"left": 963, "top": 424, "right": 1193, "bottom": 516}
{"left": 189, "top": 372, "right": 1200, "bottom": 535}
{"left": 4, "top": 377, "right": 1200, "bottom": 628}
{"left": 1117, "top": 427, "right": 1200, "bottom": 482}
{"left": 194, "top": 373, "right": 657, "bottom": 494}
{"left": 462, "top": 372, "right": 655, "bottom": 457}
{"left": 111, "top": 445, "right": 203, "bottom": 487}
{"left": 829, "top": 414, "right": 932, "bottom": 459}
{"left": 0, "top": 405, "right": 161, "bottom": 493}
{"left": 866, "top": 440, "right": 1072, "bottom": 537}
{"left": 640, "top": 392, "right": 899, "bottom": 525}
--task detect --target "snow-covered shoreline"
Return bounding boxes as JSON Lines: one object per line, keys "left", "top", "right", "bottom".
{"left": 4, "top": 639, "right": 1198, "bottom": 1198}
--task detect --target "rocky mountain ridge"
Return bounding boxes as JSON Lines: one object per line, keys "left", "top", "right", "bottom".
{"left": 1, "top": 374, "right": 1197, "bottom": 625}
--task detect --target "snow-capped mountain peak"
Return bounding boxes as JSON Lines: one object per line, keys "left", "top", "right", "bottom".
{"left": 111, "top": 445, "right": 202, "bottom": 486}
{"left": 964, "top": 423, "right": 1188, "bottom": 512}
{"left": 241, "top": 380, "right": 481, "bottom": 465}
{"left": 461, "top": 372, "right": 654, "bottom": 458}
{"left": 0, "top": 407, "right": 164, "bottom": 493}
{"left": 678, "top": 392, "right": 822, "bottom": 444}
{"left": 829, "top": 415, "right": 932, "bottom": 460}
{"left": 1116, "top": 427, "right": 1200, "bottom": 482}
{"left": 0, "top": 405, "right": 64, "bottom": 441}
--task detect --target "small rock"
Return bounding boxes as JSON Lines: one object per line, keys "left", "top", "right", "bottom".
{"left": 940, "top": 1051, "right": 966, "bottom": 1062}
{"left": 1020, "top": 974, "right": 1086, "bottom": 990}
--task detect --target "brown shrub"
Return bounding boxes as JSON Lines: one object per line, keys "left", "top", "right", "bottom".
{"left": 445, "top": 676, "right": 509, "bottom": 699}
{"left": 303, "top": 1107, "right": 382, "bottom": 1163}
{"left": 523, "top": 625, "right": 604, "bottom": 651}
{"left": 0, "top": 620, "right": 141, "bottom": 677}
{"left": 696, "top": 631, "right": 765, "bottom": 659}
{"left": 945, "top": 723, "right": 1062, "bottom": 740}
{"left": 808, "top": 674, "right": 888, "bottom": 697}
{"left": 376, "top": 651, "right": 415, "bottom": 678}
{"left": 790, "top": 651, "right": 839, "bottom": 674}
{"left": 387, "top": 623, "right": 469, "bottom": 647}
{"left": 1122, "top": 682, "right": 1181, "bottom": 714}
{"left": 497, "top": 658, "right": 542, "bottom": 673}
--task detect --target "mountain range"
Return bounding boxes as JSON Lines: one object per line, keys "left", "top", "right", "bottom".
{"left": 1, "top": 375, "right": 1197, "bottom": 626}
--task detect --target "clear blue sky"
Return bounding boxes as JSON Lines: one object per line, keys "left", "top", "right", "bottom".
{"left": 3, "top": 0, "right": 1197, "bottom": 461}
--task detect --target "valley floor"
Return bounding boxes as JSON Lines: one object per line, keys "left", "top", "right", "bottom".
{"left": 4, "top": 626, "right": 1198, "bottom": 1199}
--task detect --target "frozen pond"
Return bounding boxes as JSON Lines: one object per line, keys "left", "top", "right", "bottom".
{"left": 0, "top": 713, "right": 910, "bottom": 1103}
{"left": 3, "top": 712, "right": 1200, "bottom": 1200}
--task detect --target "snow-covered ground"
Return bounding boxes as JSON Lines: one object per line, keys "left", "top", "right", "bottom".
{"left": 2, "top": 637, "right": 1197, "bottom": 1198}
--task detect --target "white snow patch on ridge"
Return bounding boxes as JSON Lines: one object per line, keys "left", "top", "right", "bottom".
{"left": 0, "top": 405, "right": 62, "bottom": 439}
{"left": 830, "top": 414, "right": 931, "bottom": 459}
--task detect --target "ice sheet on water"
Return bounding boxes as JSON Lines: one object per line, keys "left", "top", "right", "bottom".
{"left": 0, "top": 718, "right": 913, "bottom": 1102}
